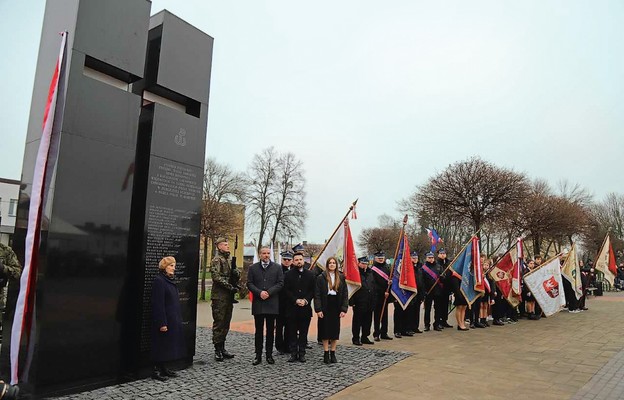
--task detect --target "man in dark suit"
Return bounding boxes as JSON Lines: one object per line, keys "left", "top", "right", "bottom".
{"left": 350, "top": 256, "right": 376, "bottom": 345}
{"left": 283, "top": 251, "right": 315, "bottom": 362}
{"left": 275, "top": 250, "right": 293, "bottom": 354}
{"left": 247, "top": 246, "right": 284, "bottom": 365}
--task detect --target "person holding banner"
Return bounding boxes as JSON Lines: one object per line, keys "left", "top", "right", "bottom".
{"left": 422, "top": 252, "right": 446, "bottom": 332}
{"left": 314, "top": 257, "right": 348, "bottom": 364}
{"left": 408, "top": 251, "right": 425, "bottom": 334}
{"left": 436, "top": 249, "right": 453, "bottom": 328}
{"left": 449, "top": 266, "right": 469, "bottom": 331}
{"left": 350, "top": 256, "right": 376, "bottom": 346}
{"left": 371, "top": 251, "right": 394, "bottom": 340}
{"left": 522, "top": 259, "right": 539, "bottom": 319}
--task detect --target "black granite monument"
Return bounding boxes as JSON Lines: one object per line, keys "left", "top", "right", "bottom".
{"left": 1, "top": 0, "right": 212, "bottom": 396}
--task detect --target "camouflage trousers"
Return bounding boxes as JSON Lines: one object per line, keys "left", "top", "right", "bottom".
{"left": 211, "top": 299, "right": 233, "bottom": 344}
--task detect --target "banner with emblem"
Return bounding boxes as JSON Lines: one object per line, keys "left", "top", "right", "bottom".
{"left": 561, "top": 244, "right": 583, "bottom": 300}
{"left": 488, "top": 239, "right": 524, "bottom": 307}
{"left": 450, "top": 236, "right": 483, "bottom": 306}
{"left": 311, "top": 200, "right": 361, "bottom": 298}
{"left": 523, "top": 256, "right": 567, "bottom": 316}
{"left": 390, "top": 233, "right": 417, "bottom": 310}
{"left": 595, "top": 234, "right": 617, "bottom": 287}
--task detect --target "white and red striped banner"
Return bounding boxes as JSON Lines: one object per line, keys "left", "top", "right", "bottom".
{"left": 10, "top": 31, "right": 68, "bottom": 385}
{"left": 512, "top": 238, "right": 524, "bottom": 296}
{"left": 473, "top": 236, "right": 484, "bottom": 292}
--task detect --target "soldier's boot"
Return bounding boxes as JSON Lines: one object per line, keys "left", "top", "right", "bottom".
{"left": 221, "top": 342, "right": 235, "bottom": 359}
{"left": 214, "top": 344, "right": 224, "bottom": 362}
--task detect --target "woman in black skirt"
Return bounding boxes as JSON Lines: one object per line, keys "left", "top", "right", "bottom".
{"left": 314, "top": 257, "right": 348, "bottom": 363}
{"left": 523, "top": 259, "right": 539, "bottom": 319}
{"left": 450, "top": 270, "right": 469, "bottom": 331}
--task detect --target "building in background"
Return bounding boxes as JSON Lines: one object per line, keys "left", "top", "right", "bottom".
{"left": 0, "top": 178, "right": 20, "bottom": 245}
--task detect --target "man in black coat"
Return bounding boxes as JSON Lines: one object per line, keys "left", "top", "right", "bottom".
{"left": 371, "top": 251, "right": 394, "bottom": 341}
{"left": 407, "top": 251, "right": 425, "bottom": 334}
{"left": 247, "top": 246, "right": 284, "bottom": 365}
{"left": 436, "top": 248, "right": 453, "bottom": 328}
{"left": 422, "top": 252, "right": 446, "bottom": 331}
{"left": 283, "top": 252, "right": 316, "bottom": 362}
{"left": 350, "top": 256, "right": 376, "bottom": 345}
{"left": 275, "top": 251, "right": 294, "bottom": 354}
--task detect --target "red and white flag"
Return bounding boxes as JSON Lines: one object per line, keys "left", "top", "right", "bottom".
{"left": 11, "top": 31, "right": 68, "bottom": 385}
{"left": 595, "top": 234, "right": 617, "bottom": 286}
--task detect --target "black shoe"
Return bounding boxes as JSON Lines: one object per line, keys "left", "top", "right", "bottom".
{"left": 433, "top": 325, "right": 443, "bottom": 332}
{"left": 402, "top": 332, "right": 414, "bottom": 337}
{"left": 299, "top": 354, "right": 306, "bottom": 363}
{"left": 352, "top": 339, "right": 362, "bottom": 346}
{"left": 380, "top": 334, "right": 393, "bottom": 340}
{"left": 266, "top": 355, "right": 275, "bottom": 364}
{"left": 374, "top": 336, "right": 380, "bottom": 342}
{"left": 323, "top": 351, "right": 330, "bottom": 364}
{"left": 152, "top": 367, "right": 168, "bottom": 382}
{"left": 361, "top": 337, "right": 374, "bottom": 345}
{"left": 457, "top": 326, "right": 470, "bottom": 331}
{"left": 221, "top": 344, "right": 235, "bottom": 359}
{"left": 394, "top": 333, "right": 402, "bottom": 338}
{"left": 442, "top": 322, "right": 453, "bottom": 328}
{"left": 330, "top": 351, "right": 337, "bottom": 363}
{"left": 493, "top": 320, "right": 505, "bottom": 326}
{"left": 252, "top": 355, "right": 262, "bottom": 365}
{"left": 474, "top": 322, "right": 486, "bottom": 328}
{"left": 424, "top": 326, "right": 431, "bottom": 332}
{"left": 214, "top": 344, "right": 224, "bottom": 362}
{"left": 287, "top": 354, "right": 298, "bottom": 362}
{"left": 161, "top": 367, "right": 178, "bottom": 378}
{"left": 414, "top": 328, "right": 423, "bottom": 334}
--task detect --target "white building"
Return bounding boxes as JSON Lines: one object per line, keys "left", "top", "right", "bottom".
{"left": 0, "top": 178, "right": 20, "bottom": 245}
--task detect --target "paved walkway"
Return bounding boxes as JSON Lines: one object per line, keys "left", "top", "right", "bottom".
{"left": 200, "top": 292, "right": 624, "bottom": 400}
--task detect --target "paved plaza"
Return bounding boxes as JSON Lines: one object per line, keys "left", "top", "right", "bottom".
{"left": 53, "top": 292, "right": 624, "bottom": 399}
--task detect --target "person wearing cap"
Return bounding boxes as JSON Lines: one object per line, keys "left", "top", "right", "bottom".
{"left": 421, "top": 251, "right": 446, "bottom": 331}
{"left": 210, "top": 238, "right": 240, "bottom": 362}
{"left": 407, "top": 251, "right": 425, "bottom": 334}
{"left": 349, "top": 256, "right": 376, "bottom": 345}
{"left": 436, "top": 248, "right": 453, "bottom": 328}
{"left": 283, "top": 251, "right": 316, "bottom": 362}
{"left": 275, "top": 250, "right": 294, "bottom": 355}
{"left": 371, "top": 250, "right": 394, "bottom": 341}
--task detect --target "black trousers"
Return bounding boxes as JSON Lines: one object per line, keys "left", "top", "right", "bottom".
{"left": 254, "top": 314, "right": 276, "bottom": 356}
{"left": 373, "top": 298, "right": 389, "bottom": 337}
{"left": 394, "top": 304, "right": 407, "bottom": 334}
{"left": 287, "top": 315, "right": 311, "bottom": 355}
{"left": 440, "top": 288, "right": 451, "bottom": 323}
{"left": 424, "top": 295, "right": 445, "bottom": 327}
{"left": 492, "top": 298, "right": 506, "bottom": 320}
{"left": 352, "top": 304, "right": 373, "bottom": 340}
{"left": 408, "top": 298, "right": 422, "bottom": 331}
{"left": 275, "top": 314, "right": 290, "bottom": 352}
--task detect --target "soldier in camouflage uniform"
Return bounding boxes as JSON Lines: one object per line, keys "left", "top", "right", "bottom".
{"left": 210, "top": 237, "right": 240, "bottom": 361}
{"left": 0, "top": 243, "right": 22, "bottom": 342}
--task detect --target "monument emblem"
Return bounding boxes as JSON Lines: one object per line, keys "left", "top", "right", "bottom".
{"left": 175, "top": 128, "right": 187, "bottom": 146}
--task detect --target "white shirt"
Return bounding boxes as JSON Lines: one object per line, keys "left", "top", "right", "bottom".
{"left": 328, "top": 272, "right": 337, "bottom": 295}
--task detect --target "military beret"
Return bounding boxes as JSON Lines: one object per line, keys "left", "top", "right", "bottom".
{"left": 215, "top": 237, "right": 227, "bottom": 245}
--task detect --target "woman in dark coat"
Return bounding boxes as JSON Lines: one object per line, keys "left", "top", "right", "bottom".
{"left": 151, "top": 256, "right": 184, "bottom": 381}
{"left": 314, "top": 257, "right": 348, "bottom": 364}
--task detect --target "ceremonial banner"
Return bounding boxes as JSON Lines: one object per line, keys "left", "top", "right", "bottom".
{"left": 488, "top": 239, "right": 524, "bottom": 307}
{"left": 11, "top": 32, "right": 68, "bottom": 385}
{"left": 426, "top": 228, "right": 442, "bottom": 252}
{"left": 390, "top": 233, "right": 417, "bottom": 310}
{"left": 313, "top": 217, "right": 361, "bottom": 298}
{"left": 595, "top": 235, "right": 617, "bottom": 286}
{"left": 523, "top": 256, "right": 566, "bottom": 316}
{"left": 561, "top": 244, "right": 583, "bottom": 300}
{"left": 450, "top": 236, "right": 483, "bottom": 306}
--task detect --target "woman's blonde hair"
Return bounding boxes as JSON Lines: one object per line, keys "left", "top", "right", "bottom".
{"left": 325, "top": 257, "right": 341, "bottom": 291}
{"left": 159, "top": 256, "right": 176, "bottom": 271}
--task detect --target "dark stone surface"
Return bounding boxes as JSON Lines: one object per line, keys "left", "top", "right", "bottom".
{"left": 50, "top": 329, "right": 411, "bottom": 400}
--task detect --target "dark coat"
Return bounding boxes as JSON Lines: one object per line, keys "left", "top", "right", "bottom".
{"left": 283, "top": 267, "right": 316, "bottom": 318}
{"left": 349, "top": 267, "right": 376, "bottom": 309}
{"left": 151, "top": 273, "right": 185, "bottom": 363}
{"left": 371, "top": 262, "right": 394, "bottom": 303}
{"left": 422, "top": 261, "right": 445, "bottom": 297}
{"left": 247, "top": 261, "right": 284, "bottom": 315}
{"left": 314, "top": 272, "right": 349, "bottom": 314}
{"left": 413, "top": 262, "right": 425, "bottom": 301}
{"left": 278, "top": 264, "right": 291, "bottom": 314}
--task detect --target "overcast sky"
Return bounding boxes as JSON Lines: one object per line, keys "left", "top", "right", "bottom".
{"left": 1, "top": 1, "right": 623, "bottom": 246}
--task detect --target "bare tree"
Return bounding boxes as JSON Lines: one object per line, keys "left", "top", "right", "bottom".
{"left": 200, "top": 158, "right": 247, "bottom": 300}
{"left": 269, "top": 152, "right": 307, "bottom": 244}
{"left": 402, "top": 156, "right": 529, "bottom": 234}
{"left": 247, "top": 147, "right": 279, "bottom": 251}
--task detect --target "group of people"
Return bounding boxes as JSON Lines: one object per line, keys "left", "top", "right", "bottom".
{"left": 149, "top": 239, "right": 599, "bottom": 381}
